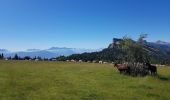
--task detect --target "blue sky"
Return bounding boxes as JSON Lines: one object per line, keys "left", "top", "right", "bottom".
{"left": 0, "top": 0, "right": 170, "bottom": 51}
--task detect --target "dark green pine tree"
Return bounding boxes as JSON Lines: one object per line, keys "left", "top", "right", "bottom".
{"left": 1, "top": 53, "right": 4, "bottom": 59}
{"left": 14, "top": 54, "right": 19, "bottom": 60}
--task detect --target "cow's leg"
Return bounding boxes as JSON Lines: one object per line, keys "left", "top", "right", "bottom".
{"left": 154, "top": 71, "right": 157, "bottom": 76}
{"left": 120, "top": 70, "right": 122, "bottom": 74}
{"left": 149, "top": 70, "right": 151, "bottom": 75}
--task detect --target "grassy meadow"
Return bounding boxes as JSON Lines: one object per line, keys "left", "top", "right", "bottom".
{"left": 0, "top": 60, "right": 170, "bottom": 100}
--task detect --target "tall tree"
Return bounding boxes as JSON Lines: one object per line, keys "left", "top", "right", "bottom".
{"left": 14, "top": 54, "right": 19, "bottom": 60}
{"left": 120, "top": 35, "right": 149, "bottom": 63}
{"left": 1, "top": 53, "right": 4, "bottom": 59}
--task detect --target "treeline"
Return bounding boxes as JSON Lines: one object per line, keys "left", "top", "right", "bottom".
{"left": 0, "top": 53, "right": 4, "bottom": 59}
{"left": 1, "top": 54, "right": 50, "bottom": 61}
{"left": 56, "top": 48, "right": 123, "bottom": 62}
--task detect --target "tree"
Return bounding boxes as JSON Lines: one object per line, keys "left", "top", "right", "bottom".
{"left": 118, "top": 35, "right": 151, "bottom": 76}
{"left": 120, "top": 35, "right": 149, "bottom": 63}
{"left": 138, "top": 34, "right": 147, "bottom": 44}
{"left": 1, "top": 53, "right": 4, "bottom": 59}
{"left": 24, "top": 56, "right": 31, "bottom": 60}
{"left": 33, "top": 56, "right": 37, "bottom": 60}
{"left": 0, "top": 53, "right": 4, "bottom": 59}
{"left": 13, "top": 54, "right": 19, "bottom": 60}
{"left": 37, "top": 56, "right": 42, "bottom": 60}
{"left": 56, "top": 56, "right": 67, "bottom": 61}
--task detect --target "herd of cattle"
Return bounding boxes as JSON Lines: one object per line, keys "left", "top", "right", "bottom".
{"left": 3, "top": 58, "right": 159, "bottom": 76}
{"left": 67, "top": 59, "right": 109, "bottom": 64}
{"left": 67, "top": 59, "right": 157, "bottom": 76}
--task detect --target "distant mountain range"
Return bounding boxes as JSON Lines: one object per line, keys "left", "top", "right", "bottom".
{"left": 0, "top": 49, "right": 10, "bottom": 54}
{"left": 155, "top": 40, "right": 170, "bottom": 45}
{"left": 0, "top": 47, "right": 103, "bottom": 58}
{"left": 148, "top": 41, "right": 170, "bottom": 52}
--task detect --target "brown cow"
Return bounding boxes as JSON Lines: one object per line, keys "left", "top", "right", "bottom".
{"left": 145, "top": 63, "right": 157, "bottom": 75}
{"left": 114, "top": 63, "right": 130, "bottom": 74}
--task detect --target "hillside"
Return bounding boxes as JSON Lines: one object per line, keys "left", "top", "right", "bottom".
{"left": 109, "top": 39, "right": 170, "bottom": 63}
{"left": 68, "top": 38, "right": 170, "bottom": 64}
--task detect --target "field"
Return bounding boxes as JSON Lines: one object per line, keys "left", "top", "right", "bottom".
{"left": 0, "top": 60, "right": 170, "bottom": 100}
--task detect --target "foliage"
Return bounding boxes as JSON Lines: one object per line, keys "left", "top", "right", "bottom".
{"left": 0, "top": 53, "right": 4, "bottom": 59}
{"left": 56, "top": 56, "right": 67, "bottom": 61}
{"left": 24, "top": 56, "right": 31, "bottom": 60}
{"left": 13, "top": 54, "right": 19, "bottom": 60}
{"left": 120, "top": 35, "right": 149, "bottom": 63}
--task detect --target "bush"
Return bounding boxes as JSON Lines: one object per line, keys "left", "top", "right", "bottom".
{"left": 128, "top": 63, "right": 149, "bottom": 76}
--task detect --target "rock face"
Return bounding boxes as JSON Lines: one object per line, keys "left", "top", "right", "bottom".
{"left": 108, "top": 38, "right": 122, "bottom": 48}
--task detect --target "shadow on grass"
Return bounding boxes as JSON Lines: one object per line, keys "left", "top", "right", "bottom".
{"left": 156, "top": 74, "right": 170, "bottom": 81}
{"left": 121, "top": 73, "right": 170, "bottom": 82}
{"left": 146, "top": 93, "right": 160, "bottom": 98}
{"left": 81, "top": 93, "right": 105, "bottom": 100}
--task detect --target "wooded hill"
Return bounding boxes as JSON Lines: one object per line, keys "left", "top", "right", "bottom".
{"left": 64, "top": 36, "right": 170, "bottom": 65}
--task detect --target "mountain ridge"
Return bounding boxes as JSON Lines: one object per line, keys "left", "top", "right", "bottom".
{"left": 0, "top": 47, "right": 102, "bottom": 58}
{"left": 155, "top": 40, "right": 170, "bottom": 45}
{"left": 67, "top": 39, "right": 170, "bottom": 64}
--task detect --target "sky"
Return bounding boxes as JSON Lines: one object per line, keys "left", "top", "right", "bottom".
{"left": 0, "top": 0, "right": 170, "bottom": 51}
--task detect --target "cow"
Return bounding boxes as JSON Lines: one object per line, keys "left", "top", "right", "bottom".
{"left": 103, "top": 62, "right": 108, "bottom": 64}
{"left": 79, "top": 60, "right": 83, "bottom": 63}
{"left": 145, "top": 63, "right": 157, "bottom": 75}
{"left": 99, "top": 61, "right": 103, "bottom": 64}
{"left": 114, "top": 63, "right": 130, "bottom": 74}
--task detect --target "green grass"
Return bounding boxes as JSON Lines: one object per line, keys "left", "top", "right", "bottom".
{"left": 0, "top": 60, "right": 170, "bottom": 100}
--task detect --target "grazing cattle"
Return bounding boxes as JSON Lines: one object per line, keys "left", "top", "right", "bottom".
{"left": 114, "top": 63, "right": 130, "bottom": 74}
{"left": 51, "top": 58, "right": 56, "bottom": 61}
{"left": 35, "top": 59, "right": 39, "bottom": 61}
{"left": 79, "top": 60, "right": 82, "bottom": 63}
{"left": 99, "top": 61, "right": 103, "bottom": 64}
{"left": 92, "top": 60, "right": 97, "bottom": 63}
{"left": 71, "top": 59, "right": 76, "bottom": 62}
{"left": 87, "top": 61, "right": 91, "bottom": 63}
{"left": 103, "top": 62, "right": 108, "bottom": 64}
{"left": 145, "top": 63, "right": 157, "bottom": 75}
